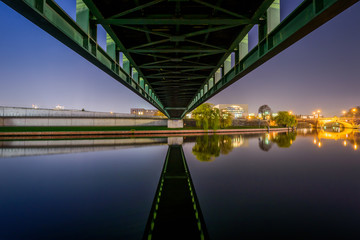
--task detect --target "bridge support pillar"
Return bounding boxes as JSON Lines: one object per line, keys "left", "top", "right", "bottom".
{"left": 168, "top": 120, "right": 183, "bottom": 128}
{"left": 167, "top": 137, "right": 184, "bottom": 145}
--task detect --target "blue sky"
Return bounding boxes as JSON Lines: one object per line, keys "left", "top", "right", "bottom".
{"left": 0, "top": 1, "right": 359, "bottom": 116}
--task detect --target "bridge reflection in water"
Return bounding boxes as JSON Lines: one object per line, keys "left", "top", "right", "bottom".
{"left": 143, "top": 145, "right": 208, "bottom": 240}
{"left": 1, "top": 130, "right": 359, "bottom": 239}
{"left": 311, "top": 128, "right": 360, "bottom": 150}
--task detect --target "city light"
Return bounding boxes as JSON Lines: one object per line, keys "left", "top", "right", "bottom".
{"left": 55, "top": 105, "right": 64, "bottom": 110}
{"left": 343, "top": 140, "right": 347, "bottom": 146}
{"left": 354, "top": 144, "right": 358, "bottom": 150}
{"left": 289, "top": 111, "right": 293, "bottom": 115}
{"left": 352, "top": 108, "right": 357, "bottom": 112}
{"left": 313, "top": 139, "right": 317, "bottom": 144}
{"left": 342, "top": 110, "right": 346, "bottom": 115}
{"left": 318, "top": 142, "right": 322, "bottom": 148}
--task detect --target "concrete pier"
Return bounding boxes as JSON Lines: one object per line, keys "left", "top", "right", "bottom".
{"left": 167, "top": 119, "right": 183, "bottom": 128}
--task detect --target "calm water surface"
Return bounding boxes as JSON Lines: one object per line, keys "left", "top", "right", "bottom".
{"left": 0, "top": 129, "right": 359, "bottom": 239}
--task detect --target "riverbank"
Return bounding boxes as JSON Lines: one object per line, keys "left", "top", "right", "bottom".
{"left": 0, "top": 126, "right": 288, "bottom": 136}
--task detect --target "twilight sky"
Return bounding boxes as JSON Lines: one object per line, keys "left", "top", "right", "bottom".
{"left": 0, "top": 1, "right": 359, "bottom": 116}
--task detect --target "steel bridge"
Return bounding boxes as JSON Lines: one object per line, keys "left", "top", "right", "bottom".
{"left": 299, "top": 117, "right": 360, "bottom": 128}
{"left": 2, "top": 0, "right": 358, "bottom": 119}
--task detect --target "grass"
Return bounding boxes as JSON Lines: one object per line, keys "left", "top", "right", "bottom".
{"left": 0, "top": 125, "right": 284, "bottom": 132}
{"left": 223, "top": 126, "right": 284, "bottom": 129}
{"left": 0, "top": 126, "right": 203, "bottom": 132}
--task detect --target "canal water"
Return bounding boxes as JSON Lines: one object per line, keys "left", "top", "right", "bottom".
{"left": 0, "top": 129, "right": 359, "bottom": 239}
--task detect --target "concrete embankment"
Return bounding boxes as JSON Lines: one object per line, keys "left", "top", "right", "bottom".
{"left": 0, "top": 128, "right": 288, "bottom": 137}
{"left": 0, "top": 106, "right": 167, "bottom": 127}
{"left": 0, "top": 138, "right": 168, "bottom": 158}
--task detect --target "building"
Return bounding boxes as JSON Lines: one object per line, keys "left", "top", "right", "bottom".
{"left": 131, "top": 108, "right": 159, "bottom": 116}
{"left": 214, "top": 104, "right": 248, "bottom": 118}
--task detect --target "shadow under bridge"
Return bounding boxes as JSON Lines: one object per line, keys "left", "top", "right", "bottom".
{"left": 3, "top": 0, "right": 359, "bottom": 118}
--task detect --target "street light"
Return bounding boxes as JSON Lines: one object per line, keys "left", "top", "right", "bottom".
{"left": 317, "top": 110, "right": 321, "bottom": 118}
{"left": 313, "top": 110, "right": 321, "bottom": 129}
{"left": 352, "top": 108, "right": 357, "bottom": 126}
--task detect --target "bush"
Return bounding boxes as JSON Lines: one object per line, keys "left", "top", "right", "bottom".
{"left": 274, "top": 111, "right": 297, "bottom": 127}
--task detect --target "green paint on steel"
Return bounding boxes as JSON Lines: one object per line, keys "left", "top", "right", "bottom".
{"left": 97, "top": 18, "right": 257, "bottom": 25}
{"left": 76, "top": 0, "right": 89, "bottom": 33}
{"left": 3, "top": 0, "right": 358, "bottom": 119}
{"left": 184, "top": 0, "right": 359, "bottom": 118}
{"left": 143, "top": 145, "right": 208, "bottom": 239}
{"left": 106, "top": 33, "right": 116, "bottom": 60}
{"left": 2, "top": 0, "right": 168, "bottom": 117}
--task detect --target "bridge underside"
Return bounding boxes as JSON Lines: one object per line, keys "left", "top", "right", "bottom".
{"left": 3, "top": 0, "right": 359, "bottom": 118}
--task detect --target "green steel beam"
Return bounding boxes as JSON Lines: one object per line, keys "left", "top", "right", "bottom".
{"left": 129, "top": 39, "right": 170, "bottom": 50}
{"left": 182, "top": 52, "right": 224, "bottom": 59}
{"left": 184, "top": 0, "right": 359, "bottom": 118}
{"left": 146, "top": 71, "right": 207, "bottom": 76}
{"left": 1, "top": 0, "right": 169, "bottom": 118}
{"left": 135, "top": 53, "right": 172, "bottom": 60}
{"left": 146, "top": 76, "right": 205, "bottom": 79}
{"left": 128, "top": 49, "right": 226, "bottom": 53}
{"left": 140, "top": 60, "right": 171, "bottom": 66}
{"left": 139, "top": 65, "right": 214, "bottom": 69}
{"left": 193, "top": 0, "right": 274, "bottom": 97}
{"left": 118, "top": 23, "right": 242, "bottom": 43}
{"left": 117, "top": 25, "right": 171, "bottom": 38}
{"left": 184, "top": 39, "right": 227, "bottom": 50}
{"left": 152, "top": 82, "right": 201, "bottom": 86}
{"left": 183, "top": 24, "right": 239, "bottom": 38}
{"left": 191, "top": 0, "right": 249, "bottom": 19}
{"left": 81, "top": 0, "right": 169, "bottom": 117}
{"left": 97, "top": 18, "right": 257, "bottom": 25}
{"left": 165, "top": 107, "right": 187, "bottom": 110}
{"left": 109, "top": 0, "right": 165, "bottom": 19}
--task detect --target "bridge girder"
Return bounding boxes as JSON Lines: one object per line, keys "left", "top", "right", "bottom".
{"left": 2, "top": 0, "right": 359, "bottom": 119}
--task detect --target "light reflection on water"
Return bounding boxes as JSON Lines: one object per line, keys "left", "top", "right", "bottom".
{"left": 0, "top": 129, "right": 359, "bottom": 239}
{"left": 184, "top": 129, "right": 360, "bottom": 162}
{"left": 183, "top": 129, "right": 360, "bottom": 239}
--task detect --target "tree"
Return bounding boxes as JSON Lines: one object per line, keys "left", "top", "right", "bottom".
{"left": 192, "top": 135, "right": 220, "bottom": 161}
{"left": 219, "top": 111, "right": 234, "bottom": 128}
{"left": 272, "top": 132, "right": 297, "bottom": 148}
{"left": 258, "top": 105, "right": 272, "bottom": 120}
{"left": 192, "top": 135, "right": 234, "bottom": 161}
{"left": 274, "top": 111, "right": 297, "bottom": 127}
{"left": 192, "top": 103, "right": 220, "bottom": 130}
{"left": 343, "top": 106, "right": 360, "bottom": 118}
{"left": 210, "top": 107, "right": 220, "bottom": 130}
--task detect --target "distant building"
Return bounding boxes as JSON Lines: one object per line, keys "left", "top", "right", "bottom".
{"left": 214, "top": 104, "right": 248, "bottom": 118}
{"left": 131, "top": 108, "right": 159, "bottom": 116}
{"left": 55, "top": 105, "right": 64, "bottom": 110}
{"left": 299, "top": 115, "right": 322, "bottom": 119}
{"left": 258, "top": 105, "right": 272, "bottom": 119}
